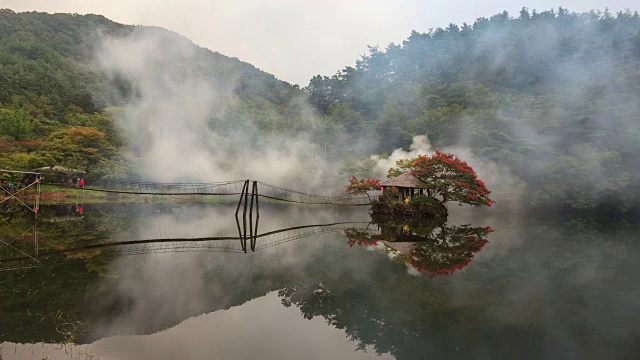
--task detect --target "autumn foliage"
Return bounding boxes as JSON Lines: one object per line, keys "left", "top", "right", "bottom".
{"left": 390, "top": 151, "right": 495, "bottom": 207}
{"left": 344, "top": 228, "right": 381, "bottom": 247}
{"left": 345, "top": 176, "right": 382, "bottom": 201}
{"left": 345, "top": 223, "right": 494, "bottom": 277}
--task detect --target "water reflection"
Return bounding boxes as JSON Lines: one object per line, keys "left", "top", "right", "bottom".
{"left": 345, "top": 221, "right": 492, "bottom": 276}
{"left": 0, "top": 217, "right": 372, "bottom": 268}
{"left": 1, "top": 202, "right": 492, "bottom": 277}
{"left": 1, "top": 203, "right": 639, "bottom": 360}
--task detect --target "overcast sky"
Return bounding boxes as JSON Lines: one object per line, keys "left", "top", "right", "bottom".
{"left": 1, "top": 0, "right": 638, "bottom": 85}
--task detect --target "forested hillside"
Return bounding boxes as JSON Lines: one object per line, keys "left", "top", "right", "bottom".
{"left": 307, "top": 8, "right": 640, "bottom": 213}
{"left": 1, "top": 8, "right": 639, "bottom": 213}
{"left": 0, "top": 9, "right": 305, "bottom": 178}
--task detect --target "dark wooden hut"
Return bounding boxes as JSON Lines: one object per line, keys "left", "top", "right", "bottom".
{"left": 380, "top": 172, "right": 425, "bottom": 202}
{"left": 31, "top": 165, "right": 85, "bottom": 185}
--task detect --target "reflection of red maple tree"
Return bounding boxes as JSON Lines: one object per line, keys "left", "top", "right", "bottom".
{"left": 408, "top": 226, "right": 493, "bottom": 277}
{"left": 344, "top": 228, "right": 381, "bottom": 247}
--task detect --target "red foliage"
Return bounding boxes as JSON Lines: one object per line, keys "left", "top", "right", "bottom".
{"left": 409, "top": 151, "right": 495, "bottom": 207}
{"left": 345, "top": 176, "right": 382, "bottom": 199}
{"left": 344, "top": 229, "right": 381, "bottom": 247}
{"left": 13, "top": 140, "right": 44, "bottom": 149}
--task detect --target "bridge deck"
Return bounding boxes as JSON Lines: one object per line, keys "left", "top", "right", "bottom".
{"left": 77, "top": 180, "right": 375, "bottom": 206}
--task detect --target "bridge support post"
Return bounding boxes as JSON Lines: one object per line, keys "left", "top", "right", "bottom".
{"left": 235, "top": 180, "right": 249, "bottom": 217}
{"left": 234, "top": 180, "right": 260, "bottom": 252}
{"left": 34, "top": 174, "right": 41, "bottom": 219}
{"left": 242, "top": 180, "right": 250, "bottom": 252}
{"left": 236, "top": 215, "right": 246, "bottom": 253}
{"left": 250, "top": 181, "right": 259, "bottom": 251}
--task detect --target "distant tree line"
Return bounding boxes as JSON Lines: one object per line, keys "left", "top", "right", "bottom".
{"left": 307, "top": 8, "right": 640, "bottom": 213}
{"left": 0, "top": 10, "right": 308, "bottom": 181}
{"left": 0, "top": 8, "right": 639, "bottom": 213}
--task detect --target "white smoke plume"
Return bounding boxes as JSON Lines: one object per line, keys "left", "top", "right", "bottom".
{"left": 371, "top": 135, "right": 433, "bottom": 176}
{"left": 95, "top": 28, "right": 337, "bottom": 191}
{"left": 371, "top": 135, "right": 525, "bottom": 208}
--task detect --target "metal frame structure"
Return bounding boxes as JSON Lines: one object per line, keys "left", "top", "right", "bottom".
{"left": 0, "top": 169, "right": 43, "bottom": 218}
{"left": 0, "top": 169, "right": 43, "bottom": 271}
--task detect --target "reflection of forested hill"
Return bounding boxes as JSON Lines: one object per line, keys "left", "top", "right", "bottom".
{"left": 280, "top": 220, "right": 640, "bottom": 360}
{"left": 2, "top": 208, "right": 639, "bottom": 360}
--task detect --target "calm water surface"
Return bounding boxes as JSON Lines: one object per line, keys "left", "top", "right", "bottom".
{"left": 0, "top": 202, "right": 638, "bottom": 359}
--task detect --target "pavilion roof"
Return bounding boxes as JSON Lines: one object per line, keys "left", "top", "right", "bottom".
{"left": 32, "top": 165, "right": 85, "bottom": 174}
{"left": 380, "top": 172, "right": 425, "bottom": 188}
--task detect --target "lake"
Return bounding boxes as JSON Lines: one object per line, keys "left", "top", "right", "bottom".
{"left": 1, "top": 201, "right": 639, "bottom": 359}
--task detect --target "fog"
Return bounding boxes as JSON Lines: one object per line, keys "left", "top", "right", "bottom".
{"left": 93, "top": 10, "right": 639, "bottom": 211}
{"left": 96, "top": 28, "right": 342, "bottom": 191}
{"left": 87, "top": 5, "right": 640, "bottom": 216}
{"left": 95, "top": 28, "right": 526, "bottom": 204}
{"left": 4, "top": 0, "right": 639, "bottom": 85}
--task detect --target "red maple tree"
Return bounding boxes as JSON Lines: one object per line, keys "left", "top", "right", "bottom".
{"left": 389, "top": 151, "right": 495, "bottom": 207}
{"left": 345, "top": 176, "right": 382, "bottom": 201}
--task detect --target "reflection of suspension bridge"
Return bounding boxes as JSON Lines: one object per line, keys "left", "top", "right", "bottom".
{"left": 0, "top": 221, "right": 373, "bottom": 271}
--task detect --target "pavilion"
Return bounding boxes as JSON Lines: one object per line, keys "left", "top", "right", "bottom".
{"left": 380, "top": 172, "right": 425, "bottom": 202}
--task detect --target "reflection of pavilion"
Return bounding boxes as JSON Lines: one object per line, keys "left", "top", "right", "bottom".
{"left": 380, "top": 223, "right": 435, "bottom": 243}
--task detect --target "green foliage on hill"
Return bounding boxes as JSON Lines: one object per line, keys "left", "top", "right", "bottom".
{"left": 1, "top": 8, "right": 639, "bottom": 212}
{"left": 307, "top": 8, "right": 640, "bottom": 212}
{"left": 0, "top": 9, "right": 306, "bottom": 180}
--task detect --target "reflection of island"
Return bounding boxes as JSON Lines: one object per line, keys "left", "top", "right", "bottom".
{"left": 345, "top": 222, "right": 493, "bottom": 277}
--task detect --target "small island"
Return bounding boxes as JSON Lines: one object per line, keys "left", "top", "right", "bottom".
{"left": 346, "top": 151, "right": 495, "bottom": 222}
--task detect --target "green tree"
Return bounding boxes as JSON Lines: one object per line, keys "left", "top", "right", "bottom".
{"left": 0, "top": 109, "right": 33, "bottom": 140}
{"left": 46, "top": 126, "right": 112, "bottom": 173}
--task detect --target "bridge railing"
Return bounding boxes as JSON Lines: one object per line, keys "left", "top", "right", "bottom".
{"left": 84, "top": 179, "right": 375, "bottom": 206}
{"left": 256, "top": 181, "right": 375, "bottom": 206}
{"left": 90, "top": 180, "right": 247, "bottom": 195}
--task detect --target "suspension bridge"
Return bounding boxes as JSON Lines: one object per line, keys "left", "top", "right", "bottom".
{"left": 2, "top": 168, "right": 377, "bottom": 220}
{"left": 84, "top": 179, "right": 373, "bottom": 206}
{"left": 1, "top": 169, "right": 379, "bottom": 271}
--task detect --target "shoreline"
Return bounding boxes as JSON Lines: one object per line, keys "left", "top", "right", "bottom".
{"left": 8, "top": 185, "right": 239, "bottom": 205}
